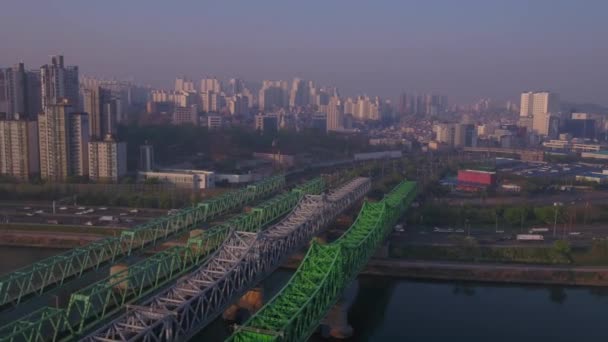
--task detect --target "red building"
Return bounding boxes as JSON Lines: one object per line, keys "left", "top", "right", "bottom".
{"left": 457, "top": 169, "right": 496, "bottom": 191}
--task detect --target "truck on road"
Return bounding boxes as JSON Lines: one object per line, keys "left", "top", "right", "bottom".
{"left": 517, "top": 234, "right": 544, "bottom": 241}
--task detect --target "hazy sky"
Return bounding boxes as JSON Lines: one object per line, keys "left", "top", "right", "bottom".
{"left": 1, "top": 0, "right": 607, "bottom": 105}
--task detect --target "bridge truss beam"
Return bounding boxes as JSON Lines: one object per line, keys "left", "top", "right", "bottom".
{"left": 84, "top": 177, "right": 371, "bottom": 342}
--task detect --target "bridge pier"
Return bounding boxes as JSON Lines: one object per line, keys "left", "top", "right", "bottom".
{"left": 374, "top": 240, "right": 390, "bottom": 259}
{"left": 223, "top": 287, "right": 264, "bottom": 323}
{"left": 320, "top": 279, "right": 359, "bottom": 339}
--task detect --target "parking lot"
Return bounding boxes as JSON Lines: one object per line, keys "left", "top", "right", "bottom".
{"left": 498, "top": 160, "right": 602, "bottom": 179}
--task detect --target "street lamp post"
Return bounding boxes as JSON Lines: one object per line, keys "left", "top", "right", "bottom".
{"left": 553, "top": 202, "right": 563, "bottom": 238}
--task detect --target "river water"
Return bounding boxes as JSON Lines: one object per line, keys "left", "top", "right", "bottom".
{"left": 2, "top": 247, "right": 608, "bottom": 341}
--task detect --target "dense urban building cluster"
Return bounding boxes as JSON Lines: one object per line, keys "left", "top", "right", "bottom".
{"left": 0, "top": 56, "right": 136, "bottom": 182}
{"left": 2, "top": 54, "right": 608, "bottom": 187}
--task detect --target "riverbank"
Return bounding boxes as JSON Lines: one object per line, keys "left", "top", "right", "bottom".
{"left": 283, "top": 255, "right": 608, "bottom": 287}
{"left": 0, "top": 230, "right": 103, "bottom": 248}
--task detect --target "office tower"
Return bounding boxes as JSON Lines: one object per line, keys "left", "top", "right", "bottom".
{"left": 289, "top": 78, "right": 311, "bottom": 108}
{"left": 139, "top": 144, "right": 155, "bottom": 171}
{"left": 38, "top": 101, "right": 89, "bottom": 181}
{"left": 520, "top": 91, "right": 560, "bottom": 136}
{"left": 563, "top": 113, "right": 596, "bottom": 139}
{"left": 200, "top": 77, "right": 222, "bottom": 93}
{"left": 454, "top": 123, "right": 477, "bottom": 147}
{"left": 259, "top": 81, "right": 288, "bottom": 111}
{"left": 520, "top": 91, "right": 559, "bottom": 117}
{"left": 40, "top": 55, "right": 79, "bottom": 111}
{"left": 88, "top": 134, "right": 127, "bottom": 182}
{"left": 0, "top": 115, "right": 39, "bottom": 181}
{"left": 172, "top": 105, "right": 199, "bottom": 125}
{"left": 175, "top": 77, "right": 195, "bottom": 92}
{"left": 326, "top": 96, "right": 343, "bottom": 131}
{"left": 229, "top": 78, "right": 245, "bottom": 95}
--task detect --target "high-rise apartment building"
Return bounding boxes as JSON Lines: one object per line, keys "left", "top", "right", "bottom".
{"left": 83, "top": 86, "right": 119, "bottom": 140}
{"left": 68, "top": 112, "right": 90, "bottom": 177}
{"left": 200, "top": 77, "right": 222, "bottom": 93}
{"left": 259, "top": 80, "right": 288, "bottom": 111}
{"left": 435, "top": 123, "right": 477, "bottom": 148}
{"left": 0, "top": 115, "right": 39, "bottom": 181}
{"left": 229, "top": 78, "right": 245, "bottom": 95}
{"left": 0, "top": 63, "right": 26, "bottom": 117}
{"left": 289, "top": 78, "right": 311, "bottom": 108}
{"left": 175, "top": 77, "right": 196, "bottom": 93}
{"left": 40, "top": 55, "right": 79, "bottom": 111}
{"left": 88, "top": 134, "right": 127, "bottom": 182}
{"left": 38, "top": 101, "right": 89, "bottom": 181}
{"left": 201, "top": 91, "right": 224, "bottom": 113}
{"left": 227, "top": 95, "right": 249, "bottom": 115}
{"left": 326, "top": 96, "right": 343, "bottom": 131}
{"left": 0, "top": 63, "right": 41, "bottom": 120}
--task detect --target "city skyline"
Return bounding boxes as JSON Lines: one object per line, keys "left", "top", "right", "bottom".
{"left": 1, "top": 0, "right": 607, "bottom": 106}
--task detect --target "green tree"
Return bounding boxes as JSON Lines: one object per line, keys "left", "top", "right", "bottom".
{"left": 504, "top": 207, "right": 525, "bottom": 226}
{"left": 534, "top": 206, "right": 555, "bottom": 225}
{"left": 552, "top": 240, "right": 571, "bottom": 263}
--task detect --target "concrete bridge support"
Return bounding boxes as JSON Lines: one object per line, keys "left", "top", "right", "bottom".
{"left": 374, "top": 240, "right": 390, "bottom": 259}
{"left": 223, "top": 287, "right": 264, "bottom": 323}
{"left": 320, "top": 279, "right": 359, "bottom": 339}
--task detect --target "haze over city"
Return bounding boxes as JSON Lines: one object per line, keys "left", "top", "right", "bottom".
{"left": 4, "top": 1, "right": 608, "bottom": 341}
{"left": 1, "top": 0, "right": 607, "bottom": 105}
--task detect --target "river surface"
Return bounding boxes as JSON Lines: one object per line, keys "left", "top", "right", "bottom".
{"left": 2, "top": 247, "right": 608, "bottom": 341}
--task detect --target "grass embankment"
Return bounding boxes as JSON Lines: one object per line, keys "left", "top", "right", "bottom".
{"left": 390, "top": 239, "right": 608, "bottom": 266}
{"left": 0, "top": 223, "right": 122, "bottom": 236}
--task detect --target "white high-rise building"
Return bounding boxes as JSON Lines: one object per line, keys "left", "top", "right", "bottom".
{"left": 38, "top": 101, "right": 89, "bottom": 181}
{"left": 520, "top": 91, "right": 560, "bottom": 136}
{"left": 175, "top": 77, "right": 195, "bottom": 92}
{"left": 0, "top": 116, "right": 39, "bottom": 181}
{"left": 88, "top": 134, "right": 127, "bottom": 182}
{"left": 520, "top": 91, "right": 559, "bottom": 117}
{"left": 326, "top": 96, "right": 343, "bottom": 131}
{"left": 200, "top": 77, "right": 222, "bottom": 93}
{"left": 139, "top": 144, "right": 155, "bottom": 171}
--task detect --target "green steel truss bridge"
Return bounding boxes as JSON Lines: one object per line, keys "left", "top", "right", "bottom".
{"left": 83, "top": 177, "right": 371, "bottom": 342}
{"left": 229, "top": 180, "right": 418, "bottom": 342}
{"left": 0, "top": 175, "right": 286, "bottom": 309}
{"left": 0, "top": 177, "right": 326, "bottom": 342}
